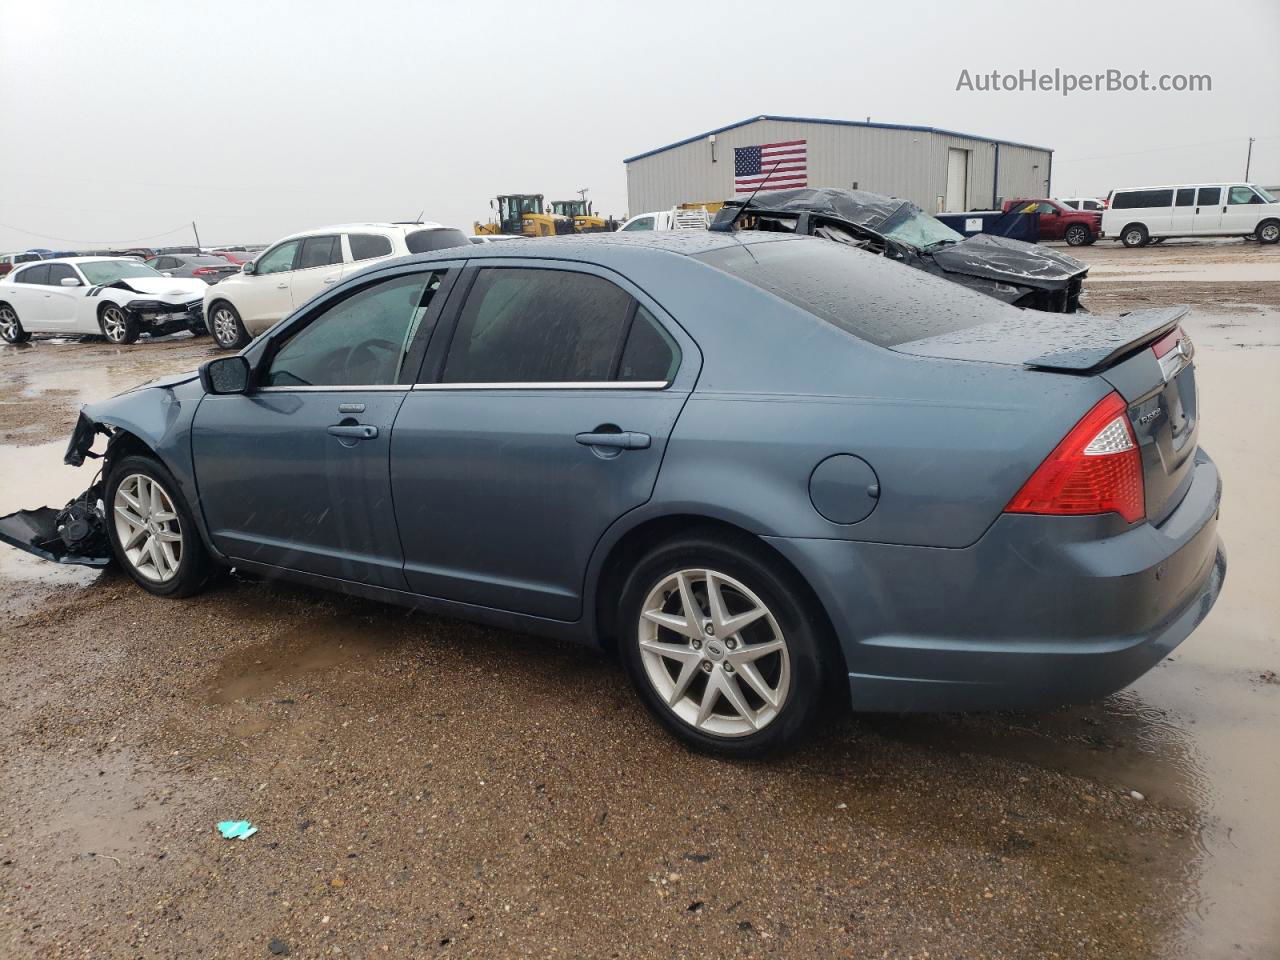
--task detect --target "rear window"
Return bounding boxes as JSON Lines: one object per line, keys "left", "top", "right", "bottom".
{"left": 348, "top": 233, "right": 394, "bottom": 261}
{"left": 1112, "top": 189, "right": 1174, "bottom": 209}
{"left": 697, "top": 239, "right": 993, "bottom": 348}
{"left": 405, "top": 228, "right": 470, "bottom": 254}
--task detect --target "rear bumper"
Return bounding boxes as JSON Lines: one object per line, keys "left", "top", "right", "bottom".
{"left": 765, "top": 449, "right": 1225, "bottom": 712}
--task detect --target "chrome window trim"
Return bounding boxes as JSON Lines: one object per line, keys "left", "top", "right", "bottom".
{"left": 412, "top": 381, "right": 670, "bottom": 391}
{"left": 257, "top": 384, "right": 409, "bottom": 393}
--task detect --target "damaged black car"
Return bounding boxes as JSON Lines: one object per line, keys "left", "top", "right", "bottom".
{"left": 710, "top": 187, "right": 1090, "bottom": 313}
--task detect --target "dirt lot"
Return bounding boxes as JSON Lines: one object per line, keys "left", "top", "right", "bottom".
{"left": 1, "top": 240, "right": 1277, "bottom": 959}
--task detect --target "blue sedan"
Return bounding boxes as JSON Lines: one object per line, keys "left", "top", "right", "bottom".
{"left": 5, "top": 232, "right": 1225, "bottom": 756}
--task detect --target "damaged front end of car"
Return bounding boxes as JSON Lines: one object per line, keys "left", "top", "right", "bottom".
{"left": 0, "top": 372, "right": 204, "bottom": 570}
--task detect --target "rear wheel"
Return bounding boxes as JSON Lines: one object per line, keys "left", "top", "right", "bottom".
{"left": 105, "top": 454, "right": 213, "bottom": 597}
{"left": 0, "top": 303, "right": 31, "bottom": 343}
{"left": 1122, "top": 224, "right": 1150, "bottom": 248}
{"left": 618, "top": 533, "right": 830, "bottom": 758}
{"left": 1065, "top": 224, "right": 1091, "bottom": 246}
{"left": 209, "top": 301, "right": 249, "bottom": 349}
{"left": 1257, "top": 220, "right": 1280, "bottom": 245}
{"left": 100, "top": 303, "right": 139, "bottom": 344}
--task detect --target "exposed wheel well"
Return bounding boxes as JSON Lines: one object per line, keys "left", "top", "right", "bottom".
{"left": 103, "top": 428, "right": 158, "bottom": 471}
{"left": 592, "top": 514, "right": 839, "bottom": 663}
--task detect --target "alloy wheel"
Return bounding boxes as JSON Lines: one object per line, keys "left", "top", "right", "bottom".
{"left": 102, "top": 306, "right": 128, "bottom": 342}
{"left": 637, "top": 568, "right": 791, "bottom": 738}
{"left": 0, "top": 306, "right": 18, "bottom": 341}
{"left": 113, "top": 473, "right": 183, "bottom": 582}
{"left": 212, "top": 307, "right": 239, "bottom": 346}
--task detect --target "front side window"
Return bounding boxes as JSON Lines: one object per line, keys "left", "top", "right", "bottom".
{"left": 46, "top": 263, "right": 79, "bottom": 285}
{"left": 443, "top": 268, "right": 634, "bottom": 383}
{"left": 255, "top": 240, "right": 301, "bottom": 276}
{"left": 265, "top": 272, "right": 444, "bottom": 388}
{"left": 623, "top": 216, "right": 656, "bottom": 232}
{"left": 1229, "top": 186, "right": 1262, "bottom": 205}
{"left": 348, "top": 233, "right": 394, "bottom": 261}
{"left": 296, "top": 235, "right": 342, "bottom": 270}
{"left": 78, "top": 260, "right": 162, "bottom": 285}
{"left": 1197, "top": 187, "right": 1221, "bottom": 206}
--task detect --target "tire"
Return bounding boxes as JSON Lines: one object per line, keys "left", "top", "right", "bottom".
{"left": 99, "top": 303, "right": 139, "bottom": 344}
{"left": 105, "top": 454, "right": 213, "bottom": 598}
{"left": 617, "top": 532, "right": 831, "bottom": 758}
{"left": 0, "top": 302, "right": 31, "bottom": 343}
{"left": 1065, "top": 224, "right": 1091, "bottom": 246}
{"left": 1121, "top": 224, "right": 1149, "bottom": 248}
{"left": 1257, "top": 220, "right": 1280, "bottom": 245}
{"left": 208, "top": 300, "right": 249, "bottom": 349}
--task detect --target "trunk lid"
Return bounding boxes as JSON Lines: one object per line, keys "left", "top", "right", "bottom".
{"left": 894, "top": 305, "right": 1198, "bottom": 524}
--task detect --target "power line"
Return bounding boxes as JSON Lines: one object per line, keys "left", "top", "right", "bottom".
{"left": 0, "top": 220, "right": 195, "bottom": 246}
{"left": 1058, "top": 134, "right": 1278, "bottom": 164}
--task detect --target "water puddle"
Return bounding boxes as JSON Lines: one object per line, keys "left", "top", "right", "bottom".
{"left": 207, "top": 613, "right": 403, "bottom": 704}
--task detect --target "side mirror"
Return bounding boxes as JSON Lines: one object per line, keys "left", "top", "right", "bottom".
{"left": 162, "top": 272, "right": 173, "bottom": 277}
{"left": 60, "top": 276, "right": 82, "bottom": 286}
{"left": 242, "top": 261, "right": 255, "bottom": 275}
{"left": 200, "top": 355, "right": 251, "bottom": 395}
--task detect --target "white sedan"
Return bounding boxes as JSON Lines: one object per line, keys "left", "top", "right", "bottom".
{"left": 0, "top": 257, "right": 208, "bottom": 344}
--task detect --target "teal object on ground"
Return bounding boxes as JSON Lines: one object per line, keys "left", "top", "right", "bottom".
{"left": 217, "top": 820, "right": 258, "bottom": 840}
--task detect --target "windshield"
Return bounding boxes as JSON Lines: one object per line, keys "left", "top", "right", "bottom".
{"left": 1253, "top": 185, "right": 1277, "bottom": 203}
{"left": 877, "top": 203, "right": 964, "bottom": 252}
{"left": 78, "top": 260, "right": 164, "bottom": 285}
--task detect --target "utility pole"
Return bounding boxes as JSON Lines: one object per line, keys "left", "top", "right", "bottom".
{"left": 192, "top": 221, "right": 203, "bottom": 251}
{"left": 1245, "top": 137, "right": 1255, "bottom": 180}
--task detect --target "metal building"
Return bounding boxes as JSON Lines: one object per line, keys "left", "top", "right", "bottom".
{"left": 623, "top": 115, "right": 1053, "bottom": 216}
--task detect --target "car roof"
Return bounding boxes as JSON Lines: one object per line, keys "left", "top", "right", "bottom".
{"left": 274, "top": 221, "right": 450, "bottom": 243}
{"left": 15, "top": 255, "right": 137, "bottom": 266}
{"left": 1111, "top": 183, "right": 1254, "bottom": 191}
{"left": 385, "top": 230, "right": 800, "bottom": 271}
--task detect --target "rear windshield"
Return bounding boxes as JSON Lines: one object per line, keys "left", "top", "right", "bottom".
{"left": 697, "top": 239, "right": 990, "bottom": 348}
{"left": 405, "top": 228, "right": 470, "bottom": 254}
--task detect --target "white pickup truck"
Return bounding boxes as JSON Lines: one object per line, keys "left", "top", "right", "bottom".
{"left": 617, "top": 207, "right": 712, "bottom": 232}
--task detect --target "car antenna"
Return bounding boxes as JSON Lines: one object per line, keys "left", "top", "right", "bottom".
{"left": 710, "top": 159, "right": 782, "bottom": 233}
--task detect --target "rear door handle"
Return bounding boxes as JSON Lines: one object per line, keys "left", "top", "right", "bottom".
{"left": 327, "top": 424, "right": 378, "bottom": 440}
{"left": 276, "top": 282, "right": 288, "bottom": 289}
{"left": 323, "top": 276, "right": 338, "bottom": 284}
{"left": 575, "top": 430, "right": 650, "bottom": 450}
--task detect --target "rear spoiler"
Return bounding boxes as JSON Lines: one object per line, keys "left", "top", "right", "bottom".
{"left": 1026, "top": 306, "right": 1188, "bottom": 373}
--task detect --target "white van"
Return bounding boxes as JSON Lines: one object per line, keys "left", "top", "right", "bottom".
{"left": 1101, "top": 183, "right": 1280, "bottom": 247}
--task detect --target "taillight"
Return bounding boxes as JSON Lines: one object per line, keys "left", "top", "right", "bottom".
{"left": 193, "top": 267, "right": 216, "bottom": 276}
{"left": 1005, "top": 391, "right": 1144, "bottom": 524}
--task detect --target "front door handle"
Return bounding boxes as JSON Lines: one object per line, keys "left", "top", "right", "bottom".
{"left": 327, "top": 424, "right": 378, "bottom": 440}
{"left": 323, "top": 276, "right": 338, "bottom": 284}
{"left": 277, "top": 282, "right": 288, "bottom": 289}
{"left": 575, "top": 430, "right": 650, "bottom": 450}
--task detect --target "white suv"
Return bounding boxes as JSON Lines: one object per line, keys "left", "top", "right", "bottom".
{"left": 204, "top": 222, "right": 468, "bottom": 348}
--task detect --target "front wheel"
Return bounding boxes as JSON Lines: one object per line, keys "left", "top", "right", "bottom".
{"left": 208, "top": 301, "right": 249, "bottom": 349}
{"left": 618, "top": 533, "right": 830, "bottom": 758}
{"left": 1122, "top": 224, "right": 1150, "bottom": 248}
{"left": 100, "top": 303, "right": 139, "bottom": 344}
{"left": 1065, "top": 224, "right": 1091, "bottom": 246}
{"left": 1257, "top": 220, "right": 1280, "bottom": 245}
{"left": 0, "top": 303, "right": 31, "bottom": 343}
{"left": 105, "top": 455, "right": 213, "bottom": 597}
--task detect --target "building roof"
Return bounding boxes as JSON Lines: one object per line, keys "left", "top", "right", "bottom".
{"left": 623, "top": 115, "right": 1052, "bottom": 164}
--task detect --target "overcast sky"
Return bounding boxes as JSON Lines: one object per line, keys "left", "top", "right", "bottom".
{"left": 1, "top": 0, "right": 1277, "bottom": 249}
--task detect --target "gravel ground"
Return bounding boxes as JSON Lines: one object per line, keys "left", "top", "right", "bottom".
{"left": 1, "top": 240, "right": 1276, "bottom": 959}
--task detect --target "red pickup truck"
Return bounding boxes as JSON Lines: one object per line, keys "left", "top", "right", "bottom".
{"left": 1002, "top": 198, "right": 1101, "bottom": 246}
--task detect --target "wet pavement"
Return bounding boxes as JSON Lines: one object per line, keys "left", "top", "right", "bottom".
{"left": 0, "top": 241, "right": 1277, "bottom": 958}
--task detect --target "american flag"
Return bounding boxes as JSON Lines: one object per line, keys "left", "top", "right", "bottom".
{"left": 734, "top": 139, "right": 808, "bottom": 195}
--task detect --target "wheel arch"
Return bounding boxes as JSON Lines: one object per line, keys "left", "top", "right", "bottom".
{"left": 588, "top": 511, "right": 839, "bottom": 670}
